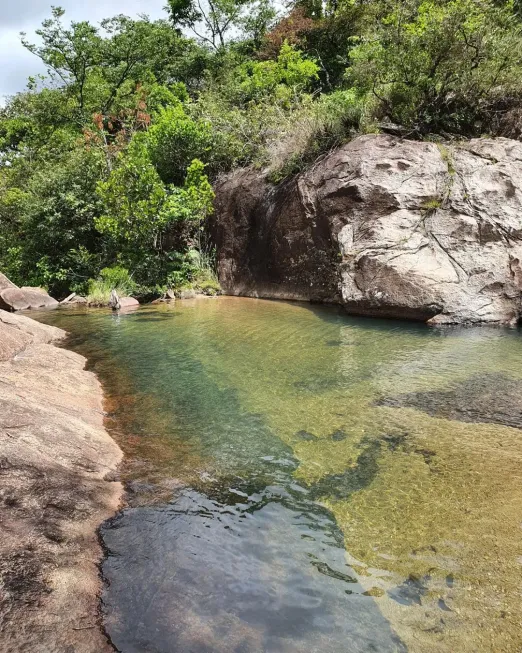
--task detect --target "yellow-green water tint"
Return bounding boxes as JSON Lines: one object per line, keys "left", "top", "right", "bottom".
{"left": 34, "top": 297, "right": 522, "bottom": 652}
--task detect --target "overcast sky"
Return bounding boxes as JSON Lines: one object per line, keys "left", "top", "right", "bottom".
{"left": 0, "top": 0, "right": 167, "bottom": 101}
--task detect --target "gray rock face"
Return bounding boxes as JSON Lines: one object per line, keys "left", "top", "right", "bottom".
{"left": 214, "top": 135, "right": 522, "bottom": 324}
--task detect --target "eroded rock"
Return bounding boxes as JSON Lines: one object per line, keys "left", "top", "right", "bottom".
{"left": 214, "top": 135, "right": 522, "bottom": 324}
{"left": 0, "top": 310, "right": 122, "bottom": 653}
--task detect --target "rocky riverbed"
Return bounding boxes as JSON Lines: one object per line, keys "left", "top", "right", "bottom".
{"left": 0, "top": 309, "right": 122, "bottom": 653}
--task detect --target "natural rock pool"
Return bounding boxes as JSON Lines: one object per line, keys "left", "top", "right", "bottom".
{"left": 35, "top": 297, "right": 522, "bottom": 652}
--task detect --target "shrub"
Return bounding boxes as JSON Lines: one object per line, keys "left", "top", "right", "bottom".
{"left": 348, "top": 0, "right": 522, "bottom": 136}
{"left": 146, "top": 103, "right": 213, "bottom": 185}
{"left": 87, "top": 266, "right": 137, "bottom": 305}
{"left": 266, "top": 89, "right": 373, "bottom": 181}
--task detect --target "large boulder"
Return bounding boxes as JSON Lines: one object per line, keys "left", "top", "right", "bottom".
{"left": 0, "top": 272, "right": 18, "bottom": 291}
{"left": 0, "top": 287, "right": 31, "bottom": 311}
{"left": 213, "top": 135, "right": 522, "bottom": 324}
{"left": 0, "top": 276, "right": 58, "bottom": 311}
{"left": 118, "top": 296, "right": 139, "bottom": 309}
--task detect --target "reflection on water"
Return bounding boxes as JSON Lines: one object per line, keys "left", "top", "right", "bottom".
{"left": 34, "top": 297, "right": 522, "bottom": 652}
{"left": 102, "top": 486, "right": 404, "bottom": 653}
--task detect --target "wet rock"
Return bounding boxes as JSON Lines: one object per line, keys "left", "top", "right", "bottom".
{"left": 0, "top": 287, "right": 31, "bottom": 311}
{"left": 0, "top": 309, "right": 122, "bottom": 653}
{"left": 388, "top": 574, "right": 430, "bottom": 606}
{"left": 117, "top": 296, "right": 139, "bottom": 308}
{"left": 214, "top": 135, "right": 522, "bottom": 324}
{"left": 377, "top": 373, "right": 522, "bottom": 429}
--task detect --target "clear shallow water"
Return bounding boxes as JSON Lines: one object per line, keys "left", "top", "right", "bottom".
{"left": 34, "top": 297, "right": 522, "bottom": 652}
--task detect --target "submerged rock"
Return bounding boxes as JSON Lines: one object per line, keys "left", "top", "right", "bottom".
{"left": 101, "top": 488, "right": 406, "bottom": 653}
{"left": 388, "top": 574, "right": 430, "bottom": 607}
{"left": 377, "top": 373, "right": 522, "bottom": 429}
{"left": 331, "top": 428, "right": 348, "bottom": 441}
{"left": 295, "top": 429, "right": 319, "bottom": 441}
{"left": 214, "top": 135, "right": 522, "bottom": 324}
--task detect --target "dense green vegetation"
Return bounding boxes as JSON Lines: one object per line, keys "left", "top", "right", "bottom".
{"left": 1, "top": 0, "right": 522, "bottom": 298}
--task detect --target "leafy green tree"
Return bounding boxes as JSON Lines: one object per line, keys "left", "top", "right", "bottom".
{"left": 168, "top": 0, "right": 276, "bottom": 49}
{"left": 96, "top": 131, "right": 214, "bottom": 286}
{"left": 0, "top": 146, "right": 104, "bottom": 295}
{"left": 236, "top": 41, "right": 319, "bottom": 104}
{"left": 146, "top": 102, "right": 213, "bottom": 185}
{"left": 21, "top": 8, "right": 206, "bottom": 121}
{"left": 349, "top": 0, "right": 522, "bottom": 135}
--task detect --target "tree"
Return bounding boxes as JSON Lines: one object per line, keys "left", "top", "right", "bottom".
{"left": 168, "top": 0, "right": 277, "bottom": 50}
{"left": 349, "top": 0, "right": 522, "bottom": 135}
{"left": 95, "top": 131, "right": 214, "bottom": 285}
{"left": 21, "top": 8, "right": 203, "bottom": 122}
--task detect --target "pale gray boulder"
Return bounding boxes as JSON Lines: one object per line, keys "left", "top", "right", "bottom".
{"left": 214, "top": 135, "right": 522, "bottom": 324}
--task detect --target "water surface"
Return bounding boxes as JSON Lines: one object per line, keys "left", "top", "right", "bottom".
{"left": 35, "top": 297, "right": 522, "bottom": 652}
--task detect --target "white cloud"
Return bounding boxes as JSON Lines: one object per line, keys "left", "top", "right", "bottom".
{"left": 0, "top": 0, "right": 167, "bottom": 99}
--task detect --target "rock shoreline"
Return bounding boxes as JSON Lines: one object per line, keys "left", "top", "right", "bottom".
{"left": 0, "top": 309, "right": 122, "bottom": 653}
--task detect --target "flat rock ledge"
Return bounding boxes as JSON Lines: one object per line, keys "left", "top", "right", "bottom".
{"left": 214, "top": 135, "right": 522, "bottom": 324}
{"left": 0, "top": 310, "right": 122, "bottom": 653}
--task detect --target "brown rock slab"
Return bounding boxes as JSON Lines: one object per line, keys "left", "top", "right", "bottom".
{"left": 118, "top": 296, "right": 139, "bottom": 308}
{"left": 22, "top": 288, "right": 59, "bottom": 309}
{"left": 0, "top": 309, "right": 122, "bottom": 653}
{"left": 0, "top": 275, "right": 58, "bottom": 311}
{"left": 0, "top": 287, "right": 31, "bottom": 311}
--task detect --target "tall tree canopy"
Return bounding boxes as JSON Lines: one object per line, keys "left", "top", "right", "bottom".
{"left": 1, "top": 0, "right": 522, "bottom": 298}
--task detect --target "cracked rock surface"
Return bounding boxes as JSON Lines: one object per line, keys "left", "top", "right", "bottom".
{"left": 214, "top": 134, "right": 522, "bottom": 323}
{"left": 0, "top": 309, "right": 122, "bottom": 653}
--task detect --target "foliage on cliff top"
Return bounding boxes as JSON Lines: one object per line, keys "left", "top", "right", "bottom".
{"left": 1, "top": 0, "right": 522, "bottom": 295}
